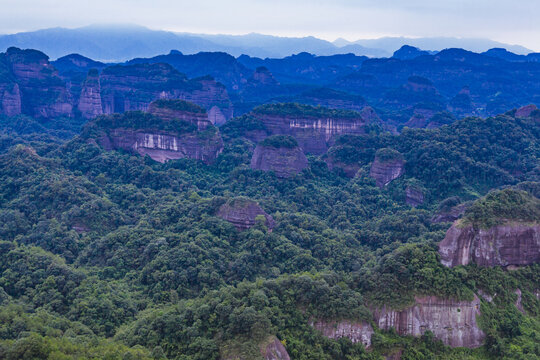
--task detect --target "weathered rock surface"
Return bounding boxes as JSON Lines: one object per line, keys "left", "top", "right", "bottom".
{"left": 248, "top": 105, "right": 371, "bottom": 154}
{"left": 0, "top": 83, "right": 21, "bottom": 116}
{"left": 438, "top": 222, "right": 540, "bottom": 267}
{"left": 260, "top": 336, "right": 290, "bottom": 360}
{"left": 217, "top": 198, "right": 275, "bottom": 231}
{"left": 3, "top": 47, "right": 72, "bottom": 118}
{"left": 431, "top": 203, "right": 468, "bottom": 223}
{"left": 99, "top": 128, "right": 223, "bottom": 164}
{"left": 515, "top": 104, "right": 538, "bottom": 118}
{"left": 311, "top": 320, "right": 373, "bottom": 347}
{"left": 251, "top": 143, "right": 308, "bottom": 178}
{"left": 405, "top": 186, "right": 424, "bottom": 207}
{"left": 148, "top": 100, "right": 212, "bottom": 130}
{"left": 373, "top": 295, "right": 485, "bottom": 348}
{"left": 78, "top": 69, "right": 103, "bottom": 119}
{"left": 369, "top": 152, "right": 405, "bottom": 187}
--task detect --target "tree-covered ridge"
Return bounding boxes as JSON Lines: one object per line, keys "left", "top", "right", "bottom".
{"left": 252, "top": 102, "right": 362, "bottom": 119}
{"left": 462, "top": 188, "right": 540, "bottom": 228}
{"left": 0, "top": 105, "right": 537, "bottom": 358}
{"left": 87, "top": 111, "right": 198, "bottom": 135}
{"left": 259, "top": 135, "right": 298, "bottom": 149}
{"left": 151, "top": 99, "right": 207, "bottom": 114}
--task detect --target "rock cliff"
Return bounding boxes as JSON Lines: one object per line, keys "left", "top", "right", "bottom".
{"left": 77, "top": 69, "right": 103, "bottom": 119}
{"left": 250, "top": 135, "right": 308, "bottom": 178}
{"left": 310, "top": 320, "right": 373, "bottom": 347}
{"left": 260, "top": 336, "right": 290, "bottom": 360}
{"left": 3, "top": 47, "right": 72, "bottom": 118}
{"left": 369, "top": 149, "right": 405, "bottom": 187}
{"left": 373, "top": 295, "right": 485, "bottom": 348}
{"left": 247, "top": 103, "right": 371, "bottom": 154}
{"left": 217, "top": 198, "right": 275, "bottom": 230}
{"left": 148, "top": 99, "right": 212, "bottom": 130}
{"left": 405, "top": 186, "right": 424, "bottom": 207}
{"left": 438, "top": 222, "right": 540, "bottom": 268}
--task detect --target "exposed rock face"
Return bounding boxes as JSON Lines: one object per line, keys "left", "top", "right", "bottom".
{"left": 3, "top": 47, "right": 72, "bottom": 118}
{"left": 438, "top": 222, "right": 540, "bottom": 267}
{"left": 250, "top": 143, "right": 308, "bottom": 178}
{"left": 324, "top": 158, "right": 360, "bottom": 178}
{"left": 99, "top": 64, "right": 233, "bottom": 123}
{"left": 369, "top": 152, "right": 405, "bottom": 187}
{"left": 515, "top": 104, "right": 538, "bottom": 118}
{"left": 148, "top": 100, "right": 212, "bottom": 130}
{"left": 431, "top": 203, "right": 468, "bottom": 223}
{"left": 260, "top": 337, "right": 290, "bottom": 360}
{"left": 78, "top": 69, "right": 103, "bottom": 119}
{"left": 99, "top": 128, "right": 223, "bottom": 164}
{"left": 373, "top": 295, "right": 485, "bottom": 348}
{"left": 217, "top": 198, "right": 275, "bottom": 231}
{"left": 311, "top": 320, "right": 373, "bottom": 347}
{"left": 249, "top": 105, "right": 370, "bottom": 154}
{"left": 252, "top": 67, "right": 280, "bottom": 86}
{"left": 405, "top": 186, "right": 424, "bottom": 207}
{"left": 0, "top": 83, "right": 21, "bottom": 116}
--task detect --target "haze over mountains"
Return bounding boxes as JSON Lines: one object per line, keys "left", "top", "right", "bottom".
{"left": 0, "top": 24, "right": 533, "bottom": 61}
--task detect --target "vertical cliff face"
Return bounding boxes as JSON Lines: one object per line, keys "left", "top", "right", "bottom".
{"left": 310, "top": 320, "right": 374, "bottom": 347}
{"left": 369, "top": 149, "right": 405, "bottom": 187}
{"left": 0, "top": 83, "right": 21, "bottom": 116}
{"left": 217, "top": 198, "right": 275, "bottom": 230}
{"left": 78, "top": 69, "right": 103, "bottom": 119}
{"left": 250, "top": 136, "right": 308, "bottom": 178}
{"left": 99, "top": 64, "right": 233, "bottom": 124}
{"left": 101, "top": 129, "right": 223, "bottom": 164}
{"left": 373, "top": 295, "right": 485, "bottom": 348}
{"left": 3, "top": 47, "right": 72, "bottom": 118}
{"left": 248, "top": 104, "right": 371, "bottom": 155}
{"left": 405, "top": 186, "right": 424, "bottom": 207}
{"left": 438, "top": 222, "right": 540, "bottom": 268}
{"left": 260, "top": 337, "right": 290, "bottom": 360}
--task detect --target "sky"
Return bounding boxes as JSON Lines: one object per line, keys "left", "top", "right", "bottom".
{"left": 1, "top": 0, "right": 539, "bottom": 51}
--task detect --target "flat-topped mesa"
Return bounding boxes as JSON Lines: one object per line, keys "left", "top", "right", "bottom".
{"left": 369, "top": 148, "right": 405, "bottom": 187}
{"left": 3, "top": 47, "right": 72, "bottom": 118}
{"left": 250, "top": 135, "right": 308, "bottom": 178}
{"left": 148, "top": 99, "right": 212, "bottom": 130}
{"left": 77, "top": 69, "right": 103, "bottom": 119}
{"left": 373, "top": 295, "right": 485, "bottom": 348}
{"left": 91, "top": 108, "right": 223, "bottom": 164}
{"left": 250, "top": 103, "right": 371, "bottom": 154}
{"left": 439, "top": 189, "right": 540, "bottom": 268}
{"left": 217, "top": 197, "right": 275, "bottom": 231}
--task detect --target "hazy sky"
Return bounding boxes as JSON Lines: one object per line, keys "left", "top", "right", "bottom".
{"left": 2, "top": 0, "right": 539, "bottom": 50}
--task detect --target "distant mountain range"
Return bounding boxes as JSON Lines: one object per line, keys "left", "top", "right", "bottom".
{"left": 0, "top": 24, "right": 533, "bottom": 61}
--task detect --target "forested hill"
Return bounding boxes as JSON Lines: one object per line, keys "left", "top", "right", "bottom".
{"left": 0, "top": 102, "right": 538, "bottom": 359}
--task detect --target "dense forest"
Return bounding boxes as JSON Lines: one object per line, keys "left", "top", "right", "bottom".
{"left": 0, "top": 103, "right": 538, "bottom": 360}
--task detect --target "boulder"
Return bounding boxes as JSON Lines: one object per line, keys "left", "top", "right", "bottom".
{"left": 217, "top": 198, "right": 275, "bottom": 231}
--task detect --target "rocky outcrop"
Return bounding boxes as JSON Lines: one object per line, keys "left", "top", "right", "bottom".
{"left": 248, "top": 104, "right": 371, "bottom": 154}
{"left": 0, "top": 83, "right": 21, "bottom": 116}
{"left": 78, "top": 69, "right": 103, "bottom": 119}
{"left": 252, "top": 67, "right": 279, "bottom": 86}
{"left": 217, "top": 198, "right": 275, "bottom": 231}
{"left": 405, "top": 186, "right": 424, "bottom": 207}
{"left": 250, "top": 136, "right": 308, "bottom": 178}
{"left": 515, "top": 104, "right": 538, "bottom": 118}
{"left": 260, "top": 336, "right": 290, "bottom": 360}
{"left": 373, "top": 295, "right": 485, "bottom": 348}
{"left": 369, "top": 150, "right": 405, "bottom": 187}
{"left": 180, "top": 77, "right": 234, "bottom": 126}
{"left": 99, "top": 128, "right": 223, "bottom": 164}
{"left": 3, "top": 47, "right": 72, "bottom": 118}
{"left": 431, "top": 203, "right": 468, "bottom": 223}
{"left": 148, "top": 99, "right": 212, "bottom": 130}
{"left": 310, "top": 320, "right": 373, "bottom": 347}
{"left": 438, "top": 222, "right": 540, "bottom": 268}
